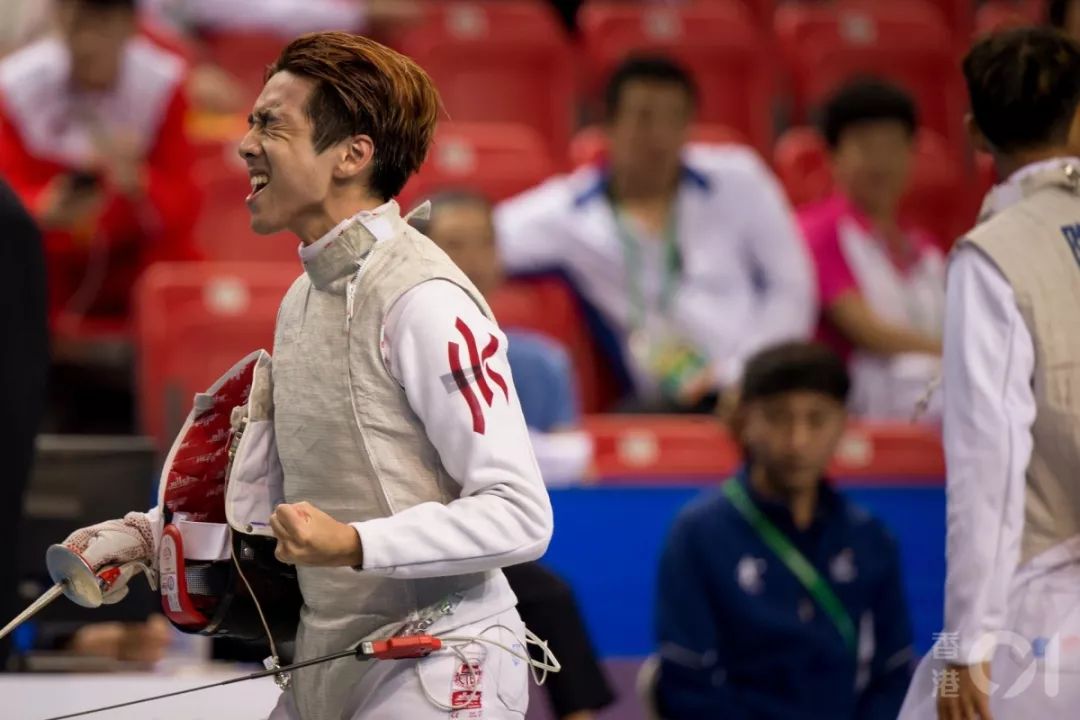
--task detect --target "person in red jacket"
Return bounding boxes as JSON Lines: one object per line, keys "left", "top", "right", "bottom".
{"left": 0, "top": 0, "right": 201, "bottom": 335}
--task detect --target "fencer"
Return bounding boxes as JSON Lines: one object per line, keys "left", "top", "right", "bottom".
{"left": 50, "top": 31, "right": 554, "bottom": 720}
{"left": 899, "top": 28, "right": 1080, "bottom": 719}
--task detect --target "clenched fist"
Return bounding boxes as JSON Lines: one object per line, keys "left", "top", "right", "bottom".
{"left": 269, "top": 501, "right": 364, "bottom": 568}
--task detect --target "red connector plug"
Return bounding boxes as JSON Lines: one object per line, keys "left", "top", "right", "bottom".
{"left": 362, "top": 635, "right": 443, "bottom": 660}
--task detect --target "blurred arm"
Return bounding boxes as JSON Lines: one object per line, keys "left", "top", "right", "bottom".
{"left": 493, "top": 180, "right": 572, "bottom": 275}
{"left": 827, "top": 292, "right": 942, "bottom": 356}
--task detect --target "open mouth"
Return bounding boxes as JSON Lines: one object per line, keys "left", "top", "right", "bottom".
{"left": 247, "top": 173, "right": 270, "bottom": 202}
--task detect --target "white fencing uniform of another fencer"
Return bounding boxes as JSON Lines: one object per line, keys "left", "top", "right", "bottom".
{"left": 899, "top": 159, "right": 1080, "bottom": 717}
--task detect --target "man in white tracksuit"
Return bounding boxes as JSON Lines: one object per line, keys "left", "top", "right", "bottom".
{"left": 51, "top": 32, "right": 553, "bottom": 719}
{"left": 900, "top": 27, "right": 1080, "bottom": 719}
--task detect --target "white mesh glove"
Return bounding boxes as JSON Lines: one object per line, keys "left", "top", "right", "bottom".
{"left": 60, "top": 512, "right": 156, "bottom": 604}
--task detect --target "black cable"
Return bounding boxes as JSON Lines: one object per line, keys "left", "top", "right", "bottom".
{"left": 41, "top": 646, "right": 362, "bottom": 720}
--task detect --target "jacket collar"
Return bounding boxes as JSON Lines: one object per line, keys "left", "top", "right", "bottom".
{"left": 977, "top": 157, "right": 1080, "bottom": 223}
{"left": 300, "top": 200, "right": 399, "bottom": 292}
{"left": 737, "top": 465, "right": 840, "bottom": 534}
{"left": 572, "top": 162, "right": 712, "bottom": 209}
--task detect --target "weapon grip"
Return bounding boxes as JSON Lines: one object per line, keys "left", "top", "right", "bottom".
{"left": 46, "top": 545, "right": 149, "bottom": 609}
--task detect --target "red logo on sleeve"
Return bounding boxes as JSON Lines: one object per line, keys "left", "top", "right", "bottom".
{"left": 448, "top": 318, "right": 509, "bottom": 434}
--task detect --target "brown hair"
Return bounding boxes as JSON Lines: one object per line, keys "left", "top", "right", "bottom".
{"left": 267, "top": 32, "right": 440, "bottom": 200}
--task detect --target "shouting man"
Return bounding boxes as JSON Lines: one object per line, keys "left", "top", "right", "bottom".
{"left": 50, "top": 32, "right": 553, "bottom": 720}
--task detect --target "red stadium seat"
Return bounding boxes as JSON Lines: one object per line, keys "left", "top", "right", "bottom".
{"left": 775, "top": 0, "right": 966, "bottom": 157}
{"left": 133, "top": 262, "right": 299, "bottom": 445}
{"left": 393, "top": 1, "right": 575, "bottom": 153}
{"left": 190, "top": 140, "right": 298, "bottom": 262}
{"left": 583, "top": 415, "right": 945, "bottom": 481}
{"left": 568, "top": 123, "right": 748, "bottom": 167}
{"left": 579, "top": 1, "right": 775, "bottom": 153}
{"left": 689, "top": 0, "right": 775, "bottom": 29}
{"left": 974, "top": 0, "right": 1044, "bottom": 36}
{"left": 899, "top": 130, "right": 970, "bottom": 248}
{"left": 490, "top": 277, "right": 623, "bottom": 413}
{"left": 199, "top": 32, "right": 288, "bottom": 107}
{"left": 773, "top": 126, "right": 833, "bottom": 207}
{"left": 398, "top": 122, "right": 556, "bottom": 208}
{"left": 930, "top": 0, "right": 976, "bottom": 39}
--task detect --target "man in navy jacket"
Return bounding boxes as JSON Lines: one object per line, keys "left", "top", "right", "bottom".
{"left": 655, "top": 341, "right": 914, "bottom": 719}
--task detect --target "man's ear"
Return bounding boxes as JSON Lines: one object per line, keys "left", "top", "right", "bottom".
{"left": 333, "top": 134, "right": 375, "bottom": 181}
{"left": 964, "top": 113, "right": 991, "bottom": 155}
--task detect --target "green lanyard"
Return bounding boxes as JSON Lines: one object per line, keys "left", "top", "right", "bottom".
{"left": 723, "top": 479, "right": 857, "bottom": 655}
{"left": 611, "top": 205, "right": 682, "bottom": 331}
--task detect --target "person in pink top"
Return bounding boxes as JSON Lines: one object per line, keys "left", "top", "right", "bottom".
{"left": 799, "top": 78, "right": 945, "bottom": 421}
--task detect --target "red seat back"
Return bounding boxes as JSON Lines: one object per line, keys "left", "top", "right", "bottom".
{"left": 133, "top": 262, "right": 298, "bottom": 445}
{"left": 579, "top": 1, "right": 774, "bottom": 153}
{"left": 199, "top": 32, "right": 287, "bottom": 107}
{"left": 190, "top": 130, "right": 296, "bottom": 263}
{"left": 399, "top": 122, "right": 556, "bottom": 208}
{"left": 773, "top": 126, "right": 833, "bottom": 207}
{"left": 776, "top": 0, "right": 965, "bottom": 157}
{"left": 687, "top": 0, "right": 777, "bottom": 28}
{"left": 899, "top": 130, "right": 971, "bottom": 248}
{"left": 394, "top": 1, "right": 575, "bottom": 153}
{"left": 929, "top": 0, "right": 976, "bottom": 38}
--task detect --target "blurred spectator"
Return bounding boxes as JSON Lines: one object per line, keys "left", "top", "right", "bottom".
{"left": 1048, "top": 0, "right": 1080, "bottom": 39}
{"left": 799, "top": 79, "right": 944, "bottom": 422}
{"left": 0, "top": 181, "right": 48, "bottom": 669}
{"left": 66, "top": 615, "right": 172, "bottom": 663}
{"left": 654, "top": 342, "right": 914, "bottom": 720}
{"left": 141, "top": 0, "right": 420, "bottom": 37}
{"left": 421, "top": 190, "right": 615, "bottom": 720}
{"left": 0, "top": 0, "right": 201, "bottom": 333}
{"left": 30, "top": 614, "right": 173, "bottom": 666}
{"left": 496, "top": 56, "right": 814, "bottom": 413}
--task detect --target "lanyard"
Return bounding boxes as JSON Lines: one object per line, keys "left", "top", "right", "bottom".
{"left": 611, "top": 203, "right": 682, "bottom": 330}
{"left": 723, "top": 479, "right": 857, "bottom": 654}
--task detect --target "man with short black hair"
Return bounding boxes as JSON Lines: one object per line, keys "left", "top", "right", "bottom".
{"left": 800, "top": 77, "right": 944, "bottom": 421}
{"left": 655, "top": 341, "right": 914, "bottom": 719}
{"left": 496, "top": 55, "right": 814, "bottom": 412}
{"left": 899, "top": 27, "right": 1080, "bottom": 719}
